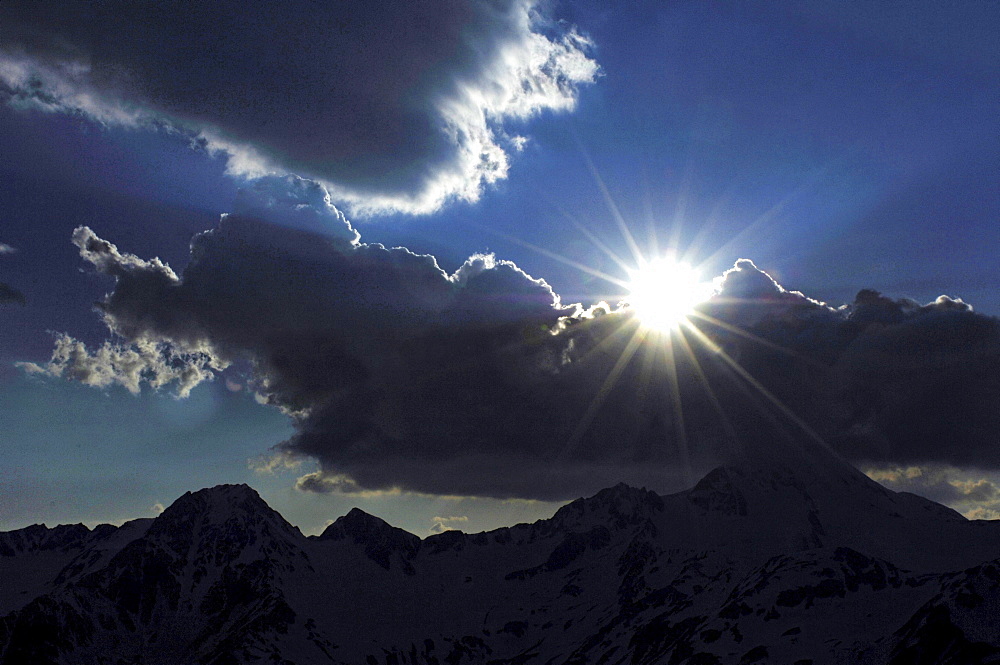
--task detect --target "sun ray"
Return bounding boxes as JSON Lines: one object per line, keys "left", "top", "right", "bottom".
{"left": 635, "top": 319, "right": 660, "bottom": 404}
{"left": 526, "top": 183, "right": 636, "bottom": 276}
{"left": 568, "top": 313, "right": 643, "bottom": 368}
{"left": 700, "top": 167, "right": 829, "bottom": 269}
{"left": 560, "top": 210, "right": 635, "bottom": 276}
{"left": 633, "top": 322, "right": 665, "bottom": 467}
{"left": 665, "top": 169, "right": 694, "bottom": 262}
{"left": 672, "top": 324, "right": 744, "bottom": 462}
{"left": 661, "top": 331, "right": 693, "bottom": 485}
{"left": 462, "top": 218, "right": 630, "bottom": 290}
{"left": 639, "top": 170, "right": 660, "bottom": 261}
{"left": 461, "top": 151, "right": 833, "bottom": 474}
{"left": 577, "top": 142, "right": 646, "bottom": 268}
{"left": 681, "top": 185, "right": 736, "bottom": 268}
{"left": 558, "top": 323, "right": 648, "bottom": 460}
{"left": 680, "top": 319, "right": 834, "bottom": 455}
{"left": 689, "top": 310, "right": 830, "bottom": 370}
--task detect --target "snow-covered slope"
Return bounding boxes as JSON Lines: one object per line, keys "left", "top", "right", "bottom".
{"left": 2, "top": 453, "right": 999, "bottom": 664}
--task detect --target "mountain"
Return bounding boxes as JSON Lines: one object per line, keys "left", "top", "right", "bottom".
{"left": 2, "top": 453, "right": 1000, "bottom": 665}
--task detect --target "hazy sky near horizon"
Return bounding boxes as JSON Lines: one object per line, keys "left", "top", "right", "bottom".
{"left": 2, "top": 1, "right": 999, "bottom": 535}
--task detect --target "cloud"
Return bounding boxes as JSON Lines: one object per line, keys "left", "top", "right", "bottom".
{"left": 866, "top": 466, "right": 925, "bottom": 484}
{"left": 0, "top": 0, "right": 597, "bottom": 215}
{"left": 0, "top": 243, "right": 16, "bottom": 254}
{"left": 432, "top": 515, "right": 469, "bottom": 523}
{"left": 17, "top": 334, "right": 221, "bottom": 398}
{"left": 0, "top": 281, "right": 25, "bottom": 306}
{"left": 27, "top": 176, "right": 723, "bottom": 499}
{"left": 674, "top": 263, "right": 1000, "bottom": 476}
{"left": 708, "top": 258, "right": 834, "bottom": 327}
{"left": 28, "top": 175, "right": 1000, "bottom": 500}
{"left": 430, "top": 515, "right": 469, "bottom": 534}
{"left": 295, "top": 472, "right": 401, "bottom": 499}
{"left": 827, "top": 296, "right": 1000, "bottom": 468}
{"left": 865, "top": 465, "right": 1000, "bottom": 519}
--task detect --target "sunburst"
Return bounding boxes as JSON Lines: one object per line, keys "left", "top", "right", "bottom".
{"left": 481, "top": 145, "right": 831, "bottom": 482}
{"left": 624, "top": 257, "right": 716, "bottom": 332}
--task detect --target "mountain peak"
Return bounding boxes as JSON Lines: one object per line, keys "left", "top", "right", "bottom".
{"left": 152, "top": 483, "right": 268, "bottom": 524}
{"left": 318, "top": 507, "right": 420, "bottom": 572}
{"left": 144, "top": 482, "right": 302, "bottom": 560}
{"left": 320, "top": 507, "right": 416, "bottom": 545}
{"left": 191, "top": 482, "right": 259, "bottom": 500}
{"left": 550, "top": 482, "right": 664, "bottom": 531}
{"left": 0, "top": 522, "right": 92, "bottom": 556}
{"left": 593, "top": 481, "right": 657, "bottom": 500}
{"left": 345, "top": 506, "right": 374, "bottom": 520}
{"left": 4, "top": 471, "right": 1000, "bottom": 663}
{"left": 687, "top": 466, "right": 750, "bottom": 516}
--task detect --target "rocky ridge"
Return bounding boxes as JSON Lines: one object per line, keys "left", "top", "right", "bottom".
{"left": 2, "top": 455, "right": 1000, "bottom": 664}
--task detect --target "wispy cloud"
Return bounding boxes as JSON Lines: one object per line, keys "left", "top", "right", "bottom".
{"left": 18, "top": 334, "right": 222, "bottom": 398}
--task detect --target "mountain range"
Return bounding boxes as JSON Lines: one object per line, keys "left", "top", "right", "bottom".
{"left": 2, "top": 446, "right": 1000, "bottom": 664}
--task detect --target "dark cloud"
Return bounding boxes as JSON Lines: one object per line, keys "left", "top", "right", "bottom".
{"left": 698, "top": 274, "right": 1000, "bottom": 471}
{"left": 0, "top": 0, "right": 597, "bottom": 214}
{"left": 829, "top": 302, "right": 1000, "bottom": 468}
{"left": 28, "top": 176, "right": 1000, "bottom": 499}
{"left": 31, "top": 176, "right": 730, "bottom": 499}
{"left": 0, "top": 281, "right": 25, "bottom": 306}
{"left": 0, "top": 242, "right": 23, "bottom": 305}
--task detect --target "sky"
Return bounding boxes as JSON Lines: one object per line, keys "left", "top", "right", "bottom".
{"left": 1, "top": 1, "right": 999, "bottom": 536}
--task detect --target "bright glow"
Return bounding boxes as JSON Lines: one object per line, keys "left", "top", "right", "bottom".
{"left": 625, "top": 258, "right": 715, "bottom": 331}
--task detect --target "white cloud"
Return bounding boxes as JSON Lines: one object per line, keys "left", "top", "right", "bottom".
{"left": 429, "top": 514, "right": 470, "bottom": 534}
{"left": 17, "top": 334, "right": 223, "bottom": 398}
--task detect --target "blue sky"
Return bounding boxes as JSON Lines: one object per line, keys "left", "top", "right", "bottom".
{"left": 2, "top": 1, "right": 999, "bottom": 534}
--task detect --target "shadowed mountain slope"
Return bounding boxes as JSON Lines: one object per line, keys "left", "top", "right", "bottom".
{"left": 2, "top": 454, "right": 1000, "bottom": 664}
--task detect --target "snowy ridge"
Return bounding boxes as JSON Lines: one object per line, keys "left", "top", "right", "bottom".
{"left": 2, "top": 457, "right": 1000, "bottom": 664}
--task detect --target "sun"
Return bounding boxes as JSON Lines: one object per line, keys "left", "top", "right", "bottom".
{"left": 625, "top": 257, "right": 715, "bottom": 332}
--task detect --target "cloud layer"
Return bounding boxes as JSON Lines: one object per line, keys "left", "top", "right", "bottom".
{"left": 27, "top": 176, "right": 1000, "bottom": 500}
{"left": 703, "top": 267, "right": 1000, "bottom": 471}
{"left": 0, "top": 0, "right": 597, "bottom": 215}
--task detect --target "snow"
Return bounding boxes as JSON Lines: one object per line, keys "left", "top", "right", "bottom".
{"left": 2, "top": 452, "right": 999, "bottom": 663}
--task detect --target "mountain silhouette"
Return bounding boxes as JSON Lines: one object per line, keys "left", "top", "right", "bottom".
{"left": 2, "top": 453, "right": 999, "bottom": 664}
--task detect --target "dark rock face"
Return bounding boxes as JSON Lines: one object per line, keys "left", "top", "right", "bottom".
{"left": 318, "top": 506, "right": 421, "bottom": 573}
{"left": 2, "top": 464, "right": 1000, "bottom": 664}
{"left": 688, "top": 468, "right": 749, "bottom": 516}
